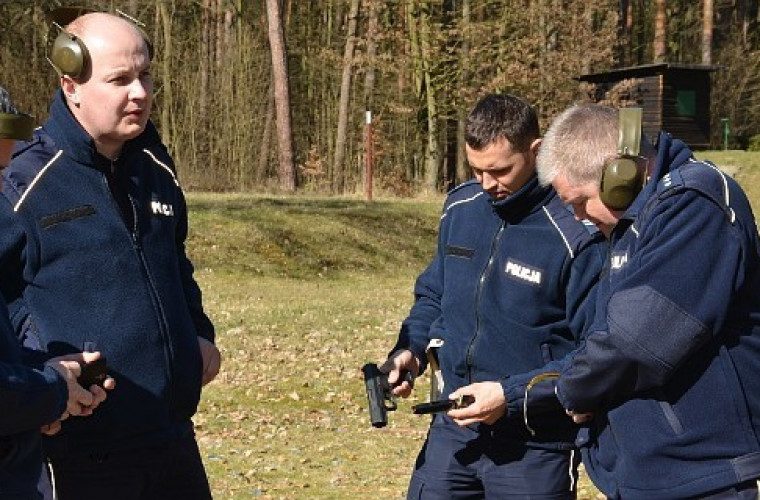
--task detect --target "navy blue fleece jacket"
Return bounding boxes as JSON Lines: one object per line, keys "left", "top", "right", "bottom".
{"left": 394, "top": 176, "right": 605, "bottom": 448}
{"left": 0, "top": 90, "right": 214, "bottom": 459}
{"left": 557, "top": 132, "right": 760, "bottom": 498}
{"left": 0, "top": 297, "right": 67, "bottom": 498}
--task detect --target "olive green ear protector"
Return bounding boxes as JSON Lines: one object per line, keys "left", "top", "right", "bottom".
{"left": 599, "top": 107, "right": 644, "bottom": 211}
{"left": 49, "top": 29, "right": 90, "bottom": 79}
{"left": 0, "top": 112, "right": 34, "bottom": 141}
{"left": 47, "top": 7, "right": 154, "bottom": 79}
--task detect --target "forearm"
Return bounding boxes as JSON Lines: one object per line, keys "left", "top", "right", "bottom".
{"left": 558, "top": 284, "right": 710, "bottom": 412}
{"left": 503, "top": 359, "right": 569, "bottom": 418}
{"left": 0, "top": 363, "right": 67, "bottom": 434}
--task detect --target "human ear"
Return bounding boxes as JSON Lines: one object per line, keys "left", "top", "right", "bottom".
{"left": 61, "top": 76, "right": 80, "bottom": 105}
{"left": 529, "top": 138, "right": 542, "bottom": 156}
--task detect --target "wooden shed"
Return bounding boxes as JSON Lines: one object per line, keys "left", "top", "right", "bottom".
{"left": 577, "top": 63, "right": 718, "bottom": 149}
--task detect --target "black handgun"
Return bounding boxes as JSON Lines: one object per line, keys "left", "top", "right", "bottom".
{"left": 361, "top": 363, "right": 413, "bottom": 428}
{"left": 77, "top": 357, "right": 108, "bottom": 388}
{"left": 412, "top": 394, "right": 475, "bottom": 415}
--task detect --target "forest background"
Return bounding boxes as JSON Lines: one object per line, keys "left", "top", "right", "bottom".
{"left": 1, "top": 0, "right": 760, "bottom": 195}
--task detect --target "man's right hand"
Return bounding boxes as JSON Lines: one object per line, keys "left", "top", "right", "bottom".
{"left": 379, "top": 350, "right": 420, "bottom": 398}
{"left": 45, "top": 351, "right": 115, "bottom": 420}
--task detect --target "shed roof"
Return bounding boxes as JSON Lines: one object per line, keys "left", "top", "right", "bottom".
{"left": 578, "top": 63, "right": 718, "bottom": 83}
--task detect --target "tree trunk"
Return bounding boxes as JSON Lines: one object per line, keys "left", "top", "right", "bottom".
{"left": 333, "top": 0, "right": 361, "bottom": 193}
{"left": 216, "top": 0, "right": 224, "bottom": 68}
{"left": 265, "top": 0, "right": 297, "bottom": 191}
{"left": 158, "top": 0, "right": 174, "bottom": 148}
{"left": 654, "top": 0, "right": 667, "bottom": 62}
{"left": 617, "top": 0, "right": 630, "bottom": 65}
{"left": 362, "top": 0, "right": 378, "bottom": 110}
{"left": 200, "top": 0, "right": 211, "bottom": 116}
{"left": 407, "top": 1, "right": 424, "bottom": 103}
{"left": 743, "top": 0, "right": 759, "bottom": 48}
{"left": 581, "top": 3, "right": 593, "bottom": 74}
{"left": 702, "top": 0, "right": 713, "bottom": 64}
{"left": 455, "top": 0, "right": 470, "bottom": 185}
{"left": 257, "top": 80, "right": 275, "bottom": 182}
{"left": 419, "top": 2, "right": 439, "bottom": 192}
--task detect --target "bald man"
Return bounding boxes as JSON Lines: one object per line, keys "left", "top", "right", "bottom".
{"left": 0, "top": 13, "right": 219, "bottom": 500}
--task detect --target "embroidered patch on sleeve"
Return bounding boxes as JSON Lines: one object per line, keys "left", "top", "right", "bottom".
{"left": 39, "top": 205, "right": 97, "bottom": 229}
{"left": 445, "top": 245, "right": 474, "bottom": 259}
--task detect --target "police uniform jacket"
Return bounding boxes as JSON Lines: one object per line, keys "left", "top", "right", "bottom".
{"left": 0, "top": 90, "right": 215, "bottom": 460}
{"left": 0, "top": 297, "right": 67, "bottom": 497}
{"left": 394, "top": 176, "right": 605, "bottom": 448}
{"left": 557, "top": 132, "right": 760, "bottom": 498}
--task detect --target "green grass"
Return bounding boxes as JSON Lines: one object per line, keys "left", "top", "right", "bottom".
{"left": 695, "top": 150, "right": 760, "bottom": 211}
{"left": 188, "top": 195, "right": 442, "bottom": 499}
{"left": 188, "top": 151, "right": 760, "bottom": 499}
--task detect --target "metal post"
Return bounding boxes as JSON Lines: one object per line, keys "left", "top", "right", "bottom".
{"left": 721, "top": 117, "right": 729, "bottom": 151}
{"left": 365, "top": 111, "right": 373, "bottom": 201}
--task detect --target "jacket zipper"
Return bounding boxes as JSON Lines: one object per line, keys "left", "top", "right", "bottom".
{"left": 466, "top": 220, "right": 506, "bottom": 383}
{"left": 103, "top": 161, "right": 176, "bottom": 408}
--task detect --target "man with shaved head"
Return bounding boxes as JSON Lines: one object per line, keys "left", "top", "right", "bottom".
{"left": 0, "top": 12, "right": 219, "bottom": 499}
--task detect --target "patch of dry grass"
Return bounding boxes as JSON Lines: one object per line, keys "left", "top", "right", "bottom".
{"left": 187, "top": 195, "right": 441, "bottom": 499}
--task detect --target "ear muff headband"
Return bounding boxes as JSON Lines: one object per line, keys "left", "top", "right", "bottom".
{"left": 599, "top": 107, "right": 644, "bottom": 210}
{"left": 46, "top": 8, "right": 154, "bottom": 79}
{"left": 0, "top": 113, "right": 34, "bottom": 141}
{"left": 115, "top": 9, "right": 155, "bottom": 61}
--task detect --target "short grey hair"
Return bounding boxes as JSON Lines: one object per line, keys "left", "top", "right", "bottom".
{"left": 536, "top": 104, "right": 618, "bottom": 187}
{"left": 0, "top": 84, "right": 19, "bottom": 115}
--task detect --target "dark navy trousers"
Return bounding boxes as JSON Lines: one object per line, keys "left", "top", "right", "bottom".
{"left": 407, "top": 415, "right": 579, "bottom": 499}
{"left": 692, "top": 480, "right": 759, "bottom": 500}
{"left": 47, "top": 433, "right": 211, "bottom": 500}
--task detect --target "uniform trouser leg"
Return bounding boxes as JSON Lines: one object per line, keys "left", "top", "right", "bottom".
{"left": 406, "top": 416, "right": 579, "bottom": 500}
{"left": 146, "top": 433, "right": 212, "bottom": 500}
{"left": 0, "top": 439, "right": 48, "bottom": 500}
{"left": 0, "top": 465, "right": 46, "bottom": 500}
{"left": 49, "top": 434, "right": 212, "bottom": 500}
{"left": 689, "top": 480, "right": 759, "bottom": 500}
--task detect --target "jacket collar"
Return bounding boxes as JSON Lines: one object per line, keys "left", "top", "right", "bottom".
{"left": 491, "top": 174, "right": 553, "bottom": 222}
{"left": 619, "top": 131, "right": 694, "bottom": 221}
{"left": 43, "top": 89, "right": 162, "bottom": 168}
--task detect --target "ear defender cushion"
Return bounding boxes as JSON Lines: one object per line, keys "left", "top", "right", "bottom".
{"left": 598, "top": 107, "right": 644, "bottom": 211}
{"left": 0, "top": 113, "right": 34, "bottom": 141}
{"left": 50, "top": 31, "right": 89, "bottom": 78}
{"left": 599, "top": 158, "right": 643, "bottom": 211}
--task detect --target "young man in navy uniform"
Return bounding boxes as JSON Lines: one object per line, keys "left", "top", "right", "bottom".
{"left": 381, "top": 94, "right": 605, "bottom": 499}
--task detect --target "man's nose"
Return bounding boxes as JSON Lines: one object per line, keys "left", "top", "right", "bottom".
{"left": 480, "top": 172, "right": 498, "bottom": 190}
{"left": 130, "top": 79, "right": 151, "bottom": 99}
{"left": 572, "top": 205, "right": 587, "bottom": 221}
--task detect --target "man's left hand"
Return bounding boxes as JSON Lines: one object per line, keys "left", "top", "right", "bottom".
{"left": 198, "top": 337, "right": 221, "bottom": 386}
{"left": 566, "top": 409, "right": 593, "bottom": 424}
{"left": 447, "top": 381, "right": 506, "bottom": 426}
